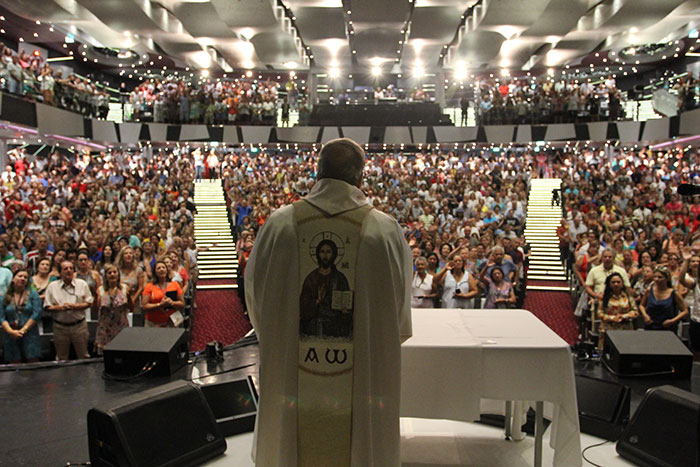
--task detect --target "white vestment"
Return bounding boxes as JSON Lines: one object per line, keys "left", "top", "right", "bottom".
{"left": 246, "top": 178, "right": 413, "bottom": 466}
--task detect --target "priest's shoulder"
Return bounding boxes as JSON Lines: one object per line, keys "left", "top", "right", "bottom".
{"left": 364, "top": 208, "right": 403, "bottom": 237}
{"left": 258, "top": 205, "right": 296, "bottom": 237}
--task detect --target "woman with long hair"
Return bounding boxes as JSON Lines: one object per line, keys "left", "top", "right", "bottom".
{"left": 596, "top": 272, "right": 638, "bottom": 347}
{"left": 116, "top": 246, "right": 145, "bottom": 307}
{"left": 48, "top": 249, "right": 67, "bottom": 281}
{"left": 97, "top": 243, "right": 115, "bottom": 276}
{"left": 142, "top": 260, "right": 184, "bottom": 327}
{"left": 0, "top": 269, "right": 42, "bottom": 362}
{"left": 434, "top": 255, "right": 478, "bottom": 309}
{"left": 640, "top": 266, "right": 688, "bottom": 333}
{"left": 140, "top": 239, "right": 157, "bottom": 279}
{"left": 94, "top": 264, "right": 132, "bottom": 354}
{"left": 30, "top": 257, "right": 53, "bottom": 301}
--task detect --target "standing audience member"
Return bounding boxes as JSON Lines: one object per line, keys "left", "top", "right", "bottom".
{"left": 0, "top": 269, "right": 42, "bottom": 362}
{"left": 435, "top": 256, "right": 478, "bottom": 308}
{"left": 483, "top": 266, "right": 515, "bottom": 309}
{"left": 44, "top": 261, "right": 93, "bottom": 360}
{"left": 94, "top": 264, "right": 131, "bottom": 354}
{"left": 412, "top": 256, "right": 437, "bottom": 308}
{"left": 142, "top": 260, "right": 184, "bottom": 327}
{"left": 596, "top": 272, "right": 638, "bottom": 347}
{"left": 639, "top": 266, "right": 688, "bottom": 333}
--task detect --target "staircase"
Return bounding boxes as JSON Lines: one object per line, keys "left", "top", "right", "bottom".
{"left": 524, "top": 178, "right": 568, "bottom": 292}
{"left": 193, "top": 179, "right": 239, "bottom": 290}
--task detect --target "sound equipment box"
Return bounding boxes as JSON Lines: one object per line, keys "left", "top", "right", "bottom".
{"left": 602, "top": 330, "right": 693, "bottom": 379}
{"left": 617, "top": 385, "right": 700, "bottom": 467}
{"left": 575, "top": 375, "right": 630, "bottom": 441}
{"left": 200, "top": 376, "right": 259, "bottom": 437}
{"left": 88, "top": 380, "right": 227, "bottom": 467}
{"left": 103, "top": 327, "right": 189, "bottom": 377}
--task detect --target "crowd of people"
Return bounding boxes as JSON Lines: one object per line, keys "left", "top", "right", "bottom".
{"left": 0, "top": 145, "right": 198, "bottom": 363}
{"left": 552, "top": 145, "right": 700, "bottom": 352}
{"left": 0, "top": 44, "right": 110, "bottom": 118}
{"left": 226, "top": 147, "right": 532, "bottom": 315}
{"left": 128, "top": 77, "right": 306, "bottom": 126}
{"left": 469, "top": 76, "right": 624, "bottom": 126}
{"left": 4, "top": 136, "right": 700, "bottom": 363}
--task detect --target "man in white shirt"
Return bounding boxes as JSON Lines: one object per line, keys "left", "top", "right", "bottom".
{"left": 44, "top": 261, "right": 93, "bottom": 360}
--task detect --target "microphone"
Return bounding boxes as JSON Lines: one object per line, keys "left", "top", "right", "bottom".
{"left": 678, "top": 184, "right": 700, "bottom": 196}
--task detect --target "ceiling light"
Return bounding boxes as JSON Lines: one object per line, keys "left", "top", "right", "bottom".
{"left": 192, "top": 51, "right": 212, "bottom": 69}
{"left": 372, "top": 66, "right": 381, "bottom": 76}
{"left": 329, "top": 67, "right": 340, "bottom": 78}
{"left": 413, "top": 66, "right": 424, "bottom": 78}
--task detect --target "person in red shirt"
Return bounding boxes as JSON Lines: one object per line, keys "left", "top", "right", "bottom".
{"left": 142, "top": 260, "right": 184, "bottom": 327}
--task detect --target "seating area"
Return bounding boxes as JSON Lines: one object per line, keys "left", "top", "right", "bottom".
{"left": 0, "top": 146, "right": 200, "bottom": 362}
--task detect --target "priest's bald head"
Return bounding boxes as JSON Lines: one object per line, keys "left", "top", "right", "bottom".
{"left": 317, "top": 138, "right": 365, "bottom": 187}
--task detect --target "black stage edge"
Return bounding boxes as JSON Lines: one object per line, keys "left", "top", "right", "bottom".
{"left": 2, "top": 343, "right": 700, "bottom": 465}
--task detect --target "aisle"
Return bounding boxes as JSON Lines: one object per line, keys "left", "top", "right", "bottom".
{"left": 522, "top": 178, "right": 578, "bottom": 344}
{"left": 191, "top": 179, "right": 250, "bottom": 351}
{"left": 525, "top": 178, "right": 567, "bottom": 291}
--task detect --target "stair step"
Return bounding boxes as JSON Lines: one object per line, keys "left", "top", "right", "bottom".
{"left": 197, "top": 283, "right": 238, "bottom": 290}
{"left": 526, "top": 285, "right": 570, "bottom": 292}
{"left": 527, "top": 274, "right": 567, "bottom": 281}
{"left": 198, "top": 274, "right": 238, "bottom": 279}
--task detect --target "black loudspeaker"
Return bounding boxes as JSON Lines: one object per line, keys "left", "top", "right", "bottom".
{"left": 575, "top": 375, "right": 630, "bottom": 440}
{"left": 602, "top": 330, "right": 693, "bottom": 379}
{"left": 616, "top": 385, "right": 700, "bottom": 467}
{"left": 88, "top": 380, "right": 227, "bottom": 467}
{"left": 103, "top": 327, "right": 189, "bottom": 377}
{"left": 200, "top": 376, "right": 259, "bottom": 437}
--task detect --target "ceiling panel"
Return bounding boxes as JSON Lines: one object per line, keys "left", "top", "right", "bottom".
{"left": 251, "top": 31, "right": 302, "bottom": 65}
{"left": 353, "top": 28, "right": 403, "bottom": 63}
{"left": 350, "top": 0, "right": 411, "bottom": 23}
{"left": 211, "top": 0, "right": 280, "bottom": 29}
{"left": 75, "top": 0, "right": 161, "bottom": 32}
{"left": 294, "top": 7, "right": 347, "bottom": 40}
{"left": 173, "top": 2, "right": 238, "bottom": 38}
{"left": 410, "top": 6, "right": 463, "bottom": 41}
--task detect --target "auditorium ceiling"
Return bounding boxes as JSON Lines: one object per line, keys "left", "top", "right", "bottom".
{"left": 0, "top": 0, "right": 699, "bottom": 76}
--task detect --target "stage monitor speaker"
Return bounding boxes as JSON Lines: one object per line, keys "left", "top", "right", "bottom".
{"left": 602, "top": 330, "right": 693, "bottom": 379}
{"left": 103, "top": 327, "right": 189, "bottom": 377}
{"left": 88, "top": 380, "right": 227, "bottom": 467}
{"left": 200, "top": 376, "right": 259, "bottom": 437}
{"left": 575, "top": 375, "right": 630, "bottom": 441}
{"left": 616, "top": 385, "right": 700, "bottom": 467}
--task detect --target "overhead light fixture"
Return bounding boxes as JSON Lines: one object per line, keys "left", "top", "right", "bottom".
{"left": 413, "top": 66, "right": 424, "bottom": 78}
{"left": 372, "top": 66, "right": 381, "bottom": 76}
{"left": 192, "top": 50, "right": 212, "bottom": 69}
{"left": 329, "top": 67, "right": 340, "bottom": 78}
{"left": 201, "top": 70, "right": 209, "bottom": 77}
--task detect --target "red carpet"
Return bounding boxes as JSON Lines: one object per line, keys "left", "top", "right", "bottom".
{"left": 523, "top": 282, "right": 579, "bottom": 346}
{"left": 191, "top": 286, "right": 251, "bottom": 352}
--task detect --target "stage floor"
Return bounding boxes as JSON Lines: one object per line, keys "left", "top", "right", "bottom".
{"left": 1, "top": 340, "right": 698, "bottom": 466}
